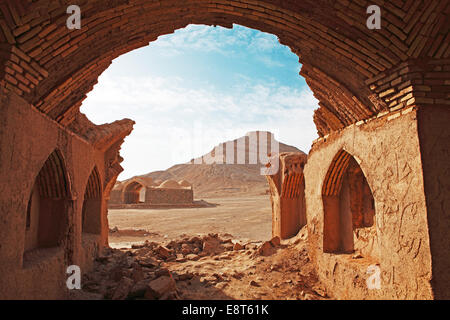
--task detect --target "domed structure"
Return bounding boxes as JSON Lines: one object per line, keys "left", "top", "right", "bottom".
{"left": 113, "top": 181, "right": 124, "bottom": 190}
{"left": 158, "top": 180, "right": 181, "bottom": 189}
{"left": 139, "top": 176, "right": 156, "bottom": 187}
{"left": 178, "top": 180, "right": 192, "bottom": 188}
{"left": 153, "top": 179, "right": 163, "bottom": 187}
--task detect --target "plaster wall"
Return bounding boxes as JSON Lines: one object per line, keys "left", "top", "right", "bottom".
{"left": 0, "top": 90, "right": 107, "bottom": 299}
{"left": 304, "top": 108, "right": 434, "bottom": 299}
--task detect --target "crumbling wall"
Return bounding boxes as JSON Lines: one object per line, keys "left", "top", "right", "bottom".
{"left": 266, "top": 152, "right": 308, "bottom": 240}
{"left": 0, "top": 89, "right": 130, "bottom": 299}
{"left": 304, "top": 108, "right": 434, "bottom": 299}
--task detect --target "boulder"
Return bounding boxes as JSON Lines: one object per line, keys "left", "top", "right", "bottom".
{"left": 177, "top": 273, "right": 194, "bottom": 281}
{"left": 202, "top": 236, "right": 224, "bottom": 255}
{"left": 128, "top": 280, "right": 149, "bottom": 299}
{"left": 181, "top": 243, "right": 192, "bottom": 255}
{"left": 257, "top": 241, "right": 274, "bottom": 256}
{"left": 112, "top": 277, "right": 134, "bottom": 300}
{"left": 270, "top": 236, "right": 281, "bottom": 247}
{"left": 186, "top": 254, "right": 200, "bottom": 261}
{"left": 109, "top": 266, "right": 124, "bottom": 282}
{"left": 137, "top": 256, "right": 158, "bottom": 268}
{"left": 155, "top": 268, "right": 171, "bottom": 277}
{"left": 131, "top": 265, "right": 145, "bottom": 282}
{"left": 223, "top": 243, "right": 234, "bottom": 251}
{"left": 145, "top": 275, "right": 177, "bottom": 300}
{"left": 155, "top": 246, "right": 172, "bottom": 259}
{"left": 175, "top": 254, "right": 187, "bottom": 263}
{"left": 250, "top": 280, "right": 260, "bottom": 287}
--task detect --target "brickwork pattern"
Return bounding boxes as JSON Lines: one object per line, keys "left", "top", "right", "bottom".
{"left": 0, "top": 0, "right": 448, "bottom": 134}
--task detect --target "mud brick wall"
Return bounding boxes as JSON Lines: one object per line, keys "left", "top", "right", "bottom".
{"left": 0, "top": 87, "right": 131, "bottom": 299}
{"left": 304, "top": 108, "right": 434, "bottom": 300}
{"left": 145, "top": 188, "right": 194, "bottom": 205}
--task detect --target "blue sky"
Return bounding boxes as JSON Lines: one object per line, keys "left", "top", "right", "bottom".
{"left": 81, "top": 24, "right": 319, "bottom": 179}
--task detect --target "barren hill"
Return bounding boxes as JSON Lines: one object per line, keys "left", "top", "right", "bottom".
{"left": 135, "top": 131, "right": 303, "bottom": 198}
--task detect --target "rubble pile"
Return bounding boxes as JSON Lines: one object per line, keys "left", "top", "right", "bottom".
{"left": 73, "top": 233, "right": 326, "bottom": 300}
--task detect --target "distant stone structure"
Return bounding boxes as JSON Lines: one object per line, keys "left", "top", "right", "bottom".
{"left": 109, "top": 178, "right": 194, "bottom": 208}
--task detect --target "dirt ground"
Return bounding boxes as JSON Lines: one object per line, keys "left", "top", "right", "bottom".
{"left": 74, "top": 195, "right": 329, "bottom": 300}
{"left": 108, "top": 195, "right": 273, "bottom": 248}
{"left": 74, "top": 230, "right": 328, "bottom": 300}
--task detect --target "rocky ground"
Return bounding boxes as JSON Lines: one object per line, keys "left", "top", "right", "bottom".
{"left": 70, "top": 230, "right": 329, "bottom": 300}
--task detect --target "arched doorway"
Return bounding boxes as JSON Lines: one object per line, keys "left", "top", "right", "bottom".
{"left": 24, "top": 149, "right": 72, "bottom": 255}
{"left": 123, "top": 181, "right": 146, "bottom": 204}
{"left": 322, "top": 150, "right": 375, "bottom": 254}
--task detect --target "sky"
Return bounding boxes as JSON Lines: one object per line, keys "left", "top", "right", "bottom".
{"left": 81, "top": 24, "right": 319, "bottom": 180}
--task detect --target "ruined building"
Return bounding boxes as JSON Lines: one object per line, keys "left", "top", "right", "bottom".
{"left": 0, "top": 1, "right": 448, "bottom": 299}
{"left": 109, "top": 178, "right": 194, "bottom": 208}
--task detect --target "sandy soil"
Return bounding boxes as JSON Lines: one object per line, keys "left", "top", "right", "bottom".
{"left": 108, "top": 195, "right": 273, "bottom": 247}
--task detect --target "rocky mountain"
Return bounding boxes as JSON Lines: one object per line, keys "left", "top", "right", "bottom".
{"left": 135, "top": 131, "right": 303, "bottom": 198}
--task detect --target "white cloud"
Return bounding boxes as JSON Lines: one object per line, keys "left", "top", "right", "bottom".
{"left": 81, "top": 25, "right": 317, "bottom": 179}
{"left": 152, "top": 24, "right": 282, "bottom": 58}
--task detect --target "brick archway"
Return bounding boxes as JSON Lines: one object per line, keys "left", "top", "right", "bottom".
{"left": 1, "top": 1, "right": 447, "bottom": 136}
{"left": 122, "top": 180, "right": 145, "bottom": 204}
{"left": 1, "top": 1, "right": 449, "bottom": 300}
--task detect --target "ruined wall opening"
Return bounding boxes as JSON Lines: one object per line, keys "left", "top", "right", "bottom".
{"left": 123, "top": 181, "right": 146, "bottom": 204}
{"left": 279, "top": 171, "right": 307, "bottom": 239}
{"left": 322, "top": 150, "right": 375, "bottom": 254}
{"left": 23, "top": 150, "right": 71, "bottom": 257}
{"left": 269, "top": 153, "right": 308, "bottom": 240}
{"left": 82, "top": 167, "right": 102, "bottom": 235}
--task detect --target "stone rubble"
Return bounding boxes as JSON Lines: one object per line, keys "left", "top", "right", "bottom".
{"left": 73, "top": 233, "right": 327, "bottom": 300}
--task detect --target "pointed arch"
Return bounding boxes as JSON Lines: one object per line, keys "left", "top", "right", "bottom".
{"left": 24, "top": 149, "right": 72, "bottom": 253}
{"left": 322, "top": 150, "right": 375, "bottom": 253}
{"left": 82, "top": 166, "right": 102, "bottom": 235}
{"left": 123, "top": 180, "right": 146, "bottom": 204}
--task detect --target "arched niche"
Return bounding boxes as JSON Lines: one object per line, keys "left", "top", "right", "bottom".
{"left": 82, "top": 167, "right": 102, "bottom": 235}
{"left": 123, "top": 181, "right": 146, "bottom": 204}
{"left": 24, "top": 149, "right": 72, "bottom": 254}
{"left": 322, "top": 150, "right": 375, "bottom": 254}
